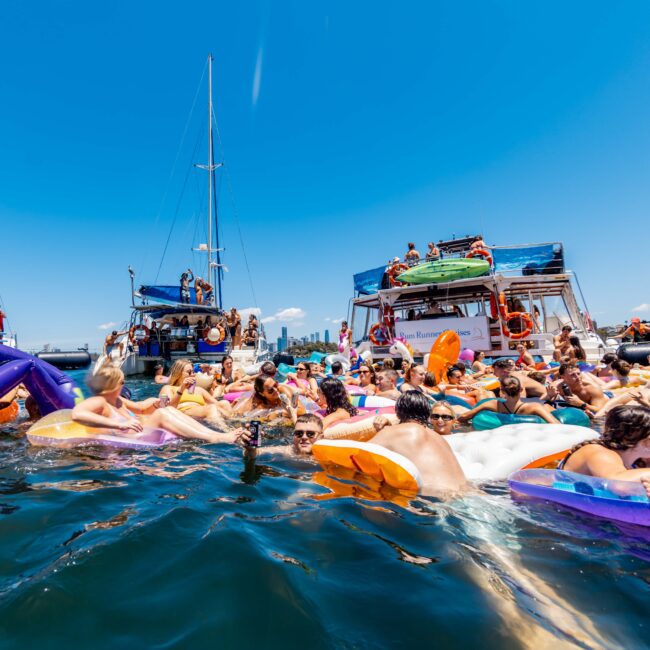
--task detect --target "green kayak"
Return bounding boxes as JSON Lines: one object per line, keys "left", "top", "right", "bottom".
{"left": 396, "top": 258, "right": 490, "bottom": 284}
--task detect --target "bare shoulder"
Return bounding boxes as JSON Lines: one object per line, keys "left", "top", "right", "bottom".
{"left": 372, "top": 422, "right": 427, "bottom": 446}
{"left": 74, "top": 395, "right": 107, "bottom": 412}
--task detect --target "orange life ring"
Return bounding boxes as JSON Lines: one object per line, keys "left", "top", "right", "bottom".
{"left": 501, "top": 312, "right": 533, "bottom": 340}
{"left": 129, "top": 324, "right": 150, "bottom": 344}
{"left": 386, "top": 263, "right": 408, "bottom": 287}
{"left": 497, "top": 292, "right": 509, "bottom": 320}
{"left": 369, "top": 323, "right": 390, "bottom": 346}
{"left": 0, "top": 400, "right": 19, "bottom": 424}
{"left": 489, "top": 293, "right": 499, "bottom": 320}
{"left": 203, "top": 325, "right": 225, "bottom": 346}
{"left": 466, "top": 248, "right": 493, "bottom": 267}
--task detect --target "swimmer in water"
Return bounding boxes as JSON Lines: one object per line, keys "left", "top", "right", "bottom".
{"left": 371, "top": 391, "right": 466, "bottom": 495}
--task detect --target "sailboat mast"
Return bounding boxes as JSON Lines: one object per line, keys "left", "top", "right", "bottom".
{"left": 207, "top": 53, "right": 215, "bottom": 300}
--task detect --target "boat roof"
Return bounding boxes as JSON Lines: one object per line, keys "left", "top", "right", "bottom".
{"left": 131, "top": 303, "right": 223, "bottom": 318}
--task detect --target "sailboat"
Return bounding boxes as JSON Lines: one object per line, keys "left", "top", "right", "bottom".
{"left": 94, "top": 55, "right": 269, "bottom": 376}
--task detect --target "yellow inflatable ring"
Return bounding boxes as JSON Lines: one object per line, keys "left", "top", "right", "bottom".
{"left": 312, "top": 439, "right": 422, "bottom": 492}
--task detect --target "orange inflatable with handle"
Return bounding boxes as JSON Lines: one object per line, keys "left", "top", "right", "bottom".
{"left": 426, "top": 330, "right": 461, "bottom": 384}
{"left": 0, "top": 400, "right": 19, "bottom": 424}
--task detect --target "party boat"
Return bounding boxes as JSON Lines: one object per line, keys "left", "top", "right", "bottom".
{"left": 349, "top": 236, "right": 610, "bottom": 362}
{"left": 94, "top": 55, "right": 269, "bottom": 376}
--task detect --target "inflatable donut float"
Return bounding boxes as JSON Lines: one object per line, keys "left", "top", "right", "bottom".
{"left": 0, "top": 400, "right": 19, "bottom": 424}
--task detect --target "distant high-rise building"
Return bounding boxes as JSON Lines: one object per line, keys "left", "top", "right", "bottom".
{"left": 277, "top": 337, "right": 284, "bottom": 353}
{"left": 281, "top": 326, "right": 288, "bottom": 340}
{"left": 310, "top": 333, "right": 315, "bottom": 343}
{"left": 315, "top": 331, "right": 320, "bottom": 342}
{"left": 324, "top": 329, "right": 330, "bottom": 343}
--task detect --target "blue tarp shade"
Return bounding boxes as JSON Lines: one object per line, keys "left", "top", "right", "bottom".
{"left": 492, "top": 245, "right": 563, "bottom": 275}
{"left": 353, "top": 266, "right": 386, "bottom": 295}
{"left": 139, "top": 285, "right": 197, "bottom": 304}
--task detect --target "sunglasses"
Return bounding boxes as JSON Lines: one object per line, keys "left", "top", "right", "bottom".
{"left": 265, "top": 382, "right": 279, "bottom": 391}
{"left": 431, "top": 414, "right": 454, "bottom": 422}
{"left": 297, "top": 367, "right": 307, "bottom": 371}
{"left": 294, "top": 429, "right": 318, "bottom": 438}
{"left": 359, "top": 370, "right": 371, "bottom": 374}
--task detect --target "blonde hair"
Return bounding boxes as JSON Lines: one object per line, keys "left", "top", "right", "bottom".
{"left": 168, "top": 358, "right": 193, "bottom": 387}
{"left": 431, "top": 400, "right": 456, "bottom": 418}
{"left": 87, "top": 365, "right": 124, "bottom": 395}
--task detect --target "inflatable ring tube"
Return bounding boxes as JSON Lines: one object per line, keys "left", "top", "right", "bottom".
{"left": 349, "top": 395, "right": 396, "bottom": 409}
{"left": 313, "top": 439, "right": 422, "bottom": 493}
{"left": 344, "top": 385, "right": 367, "bottom": 396}
{"left": 26, "top": 409, "right": 177, "bottom": 449}
{"left": 129, "top": 324, "right": 150, "bottom": 344}
{"left": 0, "top": 400, "right": 19, "bottom": 424}
{"left": 386, "top": 262, "right": 408, "bottom": 287}
{"left": 203, "top": 325, "right": 225, "bottom": 346}
{"left": 224, "top": 390, "right": 251, "bottom": 403}
{"left": 501, "top": 312, "right": 533, "bottom": 340}
{"left": 446, "top": 423, "right": 597, "bottom": 480}
{"left": 324, "top": 412, "right": 398, "bottom": 441}
{"left": 431, "top": 393, "right": 473, "bottom": 409}
{"left": 465, "top": 248, "right": 493, "bottom": 267}
{"left": 489, "top": 293, "right": 499, "bottom": 320}
{"left": 509, "top": 469, "right": 650, "bottom": 527}
{"left": 444, "top": 388, "right": 477, "bottom": 406}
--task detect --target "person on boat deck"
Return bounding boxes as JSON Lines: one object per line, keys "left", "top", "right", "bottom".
{"left": 515, "top": 343, "right": 536, "bottom": 370}
{"left": 237, "top": 413, "right": 324, "bottom": 460}
{"left": 179, "top": 268, "right": 193, "bottom": 304}
{"left": 232, "top": 374, "right": 298, "bottom": 423}
{"left": 338, "top": 321, "right": 353, "bottom": 349}
{"left": 159, "top": 359, "right": 232, "bottom": 424}
{"left": 345, "top": 363, "right": 377, "bottom": 395}
{"left": 612, "top": 316, "right": 650, "bottom": 342}
{"left": 179, "top": 315, "right": 190, "bottom": 328}
{"left": 242, "top": 325, "right": 258, "bottom": 347}
{"left": 560, "top": 405, "right": 650, "bottom": 497}
{"left": 424, "top": 301, "right": 443, "bottom": 316}
{"left": 425, "top": 241, "right": 440, "bottom": 261}
{"left": 317, "top": 377, "right": 358, "bottom": 429}
{"left": 103, "top": 329, "right": 128, "bottom": 358}
{"left": 194, "top": 277, "right": 213, "bottom": 305}
{"left": 469, "top": 236, "right": 487, "bottom": 251}
{"left": 375, "top": 369, "right": 401, "bottom": 400}
{"left": 286, "top": 362, "right": 319, "bottom": 401}
{"left": 226, "top": 307, "right": 242, "bottom": 349}
{"left": 567, "top": 336, "right": 587, "bottom": 362}
{"left": 404, "top": 242, "right": 420, "bottom": 266}
{"left": 73, "top": 365, "right": 235, "bottom": 443}
{"left": 553, "top": 324, "right": 573, "bottom": 355}
{"left": 247, "top": 313, "right": 259, "bottom": 331}
{"left": 371, "top": 391, "right": 467, "bottom": 495}
{"left": 458, "top": 376, "right": 559, "bottom": 425}
{"left": 547, "top": 363, "right": 608, "bottom": 416}
{"left": 153, "top": 364, "right": 169, "bottom": 385}
{"left": 532, "top": 305, "right": 543, "bottom": 333}
{"left": 492, "top": 359, "right": 549, "bottom": 400}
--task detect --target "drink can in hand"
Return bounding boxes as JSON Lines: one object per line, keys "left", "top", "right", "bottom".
{"left": 247, "top": 420, "right": 262, "bottom": 448}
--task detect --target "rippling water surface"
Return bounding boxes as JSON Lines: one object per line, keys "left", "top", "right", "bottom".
{"left": 0, "top": 371, "right": 648, "bottom": 649}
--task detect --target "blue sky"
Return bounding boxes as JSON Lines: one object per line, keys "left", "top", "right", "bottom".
{"left": 1, "top": 1, "right": 649, "bottom": 350}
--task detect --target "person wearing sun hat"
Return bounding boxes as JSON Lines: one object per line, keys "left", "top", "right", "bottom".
{"left": 613, "top": 317, "right": 650, "bottom": 343}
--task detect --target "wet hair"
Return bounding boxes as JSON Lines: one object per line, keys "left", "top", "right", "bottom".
{"left": 395, "top": 390, "right": 431, "bottom": 427}
{"left": 447, "top": 367, "right": 463, "bottom": 381}
{"left": 253, "top": 374, "right": 276, "bottom": 405}
{"left": 319, "top": 378, "right": 357, "bottom": 416}
{"left": 557, "top": 362, "right": 577, "bottom": 377}
{"left": 500, "top": 376, "right": 521, "bottom": 397}
{"left": 600, "top": 353, "right": 617, "bottom": 365}
{"left": 382, "top": 358, "right": 395, "bottom": 370}
{"left": 611, "top": 359, "right": 631, "bottom": 377}
{"left": 87, "top": 365, "right": 124, "bottom": 395}
{"left": 451, "top": 363, "right": 466, "bottom": 375}
{"left": 493, "top": 359, "right": 512, "bottom": 371}
{"left": 569, "top": 336, "right": 586, "bottom": 362}
{"left": 407, "top": 242, "right": 415, "bottom": 249}
{"left": 331, "top": 361, "right": 343, "bottom": 375}
{"left": 260, "top": 361, "right": 276, "bottom": 375}
{"left": 294, "top": 413, "right": 323, "bottom": 433}
{"left": 167, "top": 358, "right": 193, "bottom": 387}
{"left": 473, "top": 350, "right": 484, "bottom": 363}
{"left": 111, "top": 330, "right": 117, "bottom": 336}
{"left": 562, "top": 324, "right": 573, "bottom": 332}
{"left": 527, "top": 370, "right": 546, "bottom": 385}
{"left": 568, "top": 405, "right": 650, "bottom": 455}
{"left": 423, "top": 371, "right": 437, "bottom": 388}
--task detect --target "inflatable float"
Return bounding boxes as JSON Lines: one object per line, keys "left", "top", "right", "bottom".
{"left": 315, "top": 422, "right": 598, "bottom": 488}
{"left": 0, "top": 400, "right": 19, "bottom": 424}
{"left": 0, "top": 344, "right": 83, "bottom": 416}
{"left": 471, "top": 405, "right": 590, "bottom": 430}
{"left": 509, "top": 469, "right": 650, "bottom": 527}
{"left": 426, "top": 330, "right": 461, "bottom": 384}
{"left": 26, "top": 409, "right": 178, "bottom": 450}
{"left": 323, "top": 412, "right": 398, "bottom": 441}
{"left": 617, "top": 342, "right": 650, "bottom": 365}
{"left": 312, "top": 439, "right": 421, "bottom": 492}
{"left": 349, "top": 395, "right": 395, "bottom": 409}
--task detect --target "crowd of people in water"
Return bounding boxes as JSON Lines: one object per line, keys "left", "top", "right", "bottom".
{"left": 3, "top": 306, "right": 650, "bottom": 498}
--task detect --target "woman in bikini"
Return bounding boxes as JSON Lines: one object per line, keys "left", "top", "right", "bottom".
{"left": 72, "top": 365, "right": 235, "bottom": 443}
{"left": 159, "top": 359, "right": 232, "bottom": 423}
{"left": 457, "top": 376, "right": 559, "bottom": 424}
{"left": 232, "top": 374, "right": 298, "bottom": 424}
{"left": 559, "top": 405, "right": 650, "bottom": 497}
{"left": 317, "top": 377, "right": 358, "bottom": 429}
{"left": 344, "top": 363, "right": 377, "bottom": 395}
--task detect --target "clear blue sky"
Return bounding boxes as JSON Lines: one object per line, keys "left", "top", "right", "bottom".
{"left": 1, "top": 1, "right": 649, "bottom": 350}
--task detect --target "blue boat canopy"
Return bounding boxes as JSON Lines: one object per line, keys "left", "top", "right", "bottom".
{"left": 353, "top": 266, "right": 386, "bottom": 295}
{"left": 492, "top": 244, "right": 564, "bottom": 275}
{"left": 139, "top": 285, "right": 197, "bottom": 305}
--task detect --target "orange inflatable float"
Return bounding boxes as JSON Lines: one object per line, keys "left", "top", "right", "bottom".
{"left": 426, "top": 330, "right": 461, "bottom": 383}
{"left": 0, "top": 400, "right": 19, "bottom": 424}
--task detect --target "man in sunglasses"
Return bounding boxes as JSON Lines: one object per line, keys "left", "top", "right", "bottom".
{"left": 371, "top": 391, "right": 467, "bottom": 495}
{"left": 237, "top": 414, "right": 324, "bottom": 459}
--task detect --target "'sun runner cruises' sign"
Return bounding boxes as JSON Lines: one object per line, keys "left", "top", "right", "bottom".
{"left": 394, "top": 316, "right": 491, "bottom": 353}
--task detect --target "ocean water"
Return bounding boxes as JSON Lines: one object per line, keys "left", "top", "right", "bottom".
{"left": 0, "top": 371, "right": 648, "bottom": 649}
